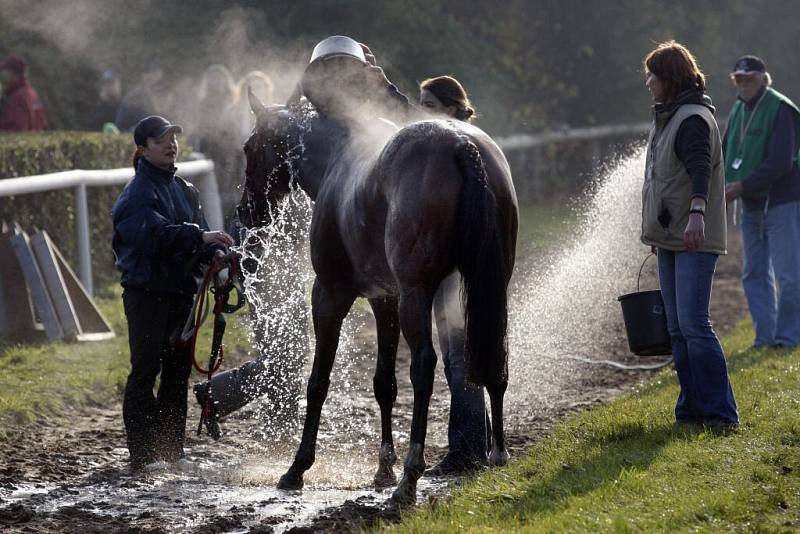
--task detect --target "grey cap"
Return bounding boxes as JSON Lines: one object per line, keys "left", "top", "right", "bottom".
{"left": 309, "top": 36, "right": 366, "bottom": 65}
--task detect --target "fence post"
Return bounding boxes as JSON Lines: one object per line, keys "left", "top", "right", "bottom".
{"left": 200, "top": 168, "right": 225, "bottom": 230}
{"left": 75, "top": 183, "right": 93, "bottom": 296}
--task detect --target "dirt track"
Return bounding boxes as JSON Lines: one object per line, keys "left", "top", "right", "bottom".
{"left": 0, "top": 228, "right": 747, "bottom": 533}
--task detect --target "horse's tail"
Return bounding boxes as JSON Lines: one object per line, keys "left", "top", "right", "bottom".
{"left": 454, "top": 137, "right": 509, "bottom": 387}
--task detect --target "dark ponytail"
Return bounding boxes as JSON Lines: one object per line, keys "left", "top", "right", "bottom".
{"left": 131, "top": 146, "right": 143, "bottom": 170}
{"left": 420, "top": 75, "right": 477, "bottom": 123}
{"left": 456, "top": 105, "right": 475, "bottom": 122}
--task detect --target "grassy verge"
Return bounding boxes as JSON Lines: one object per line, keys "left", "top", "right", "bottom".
{"left": 383, "top": 320, "right": 800, "bottom": 533}
{"left": 0, "top": 285, "right": 254, "bottom": 431}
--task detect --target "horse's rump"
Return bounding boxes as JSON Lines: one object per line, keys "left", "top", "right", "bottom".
{"left": 379, "top": 120, "right": 517, "bottom": 386}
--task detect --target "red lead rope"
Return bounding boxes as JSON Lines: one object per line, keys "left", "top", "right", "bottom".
{"left": 188, "top": 267, "right": 226, "bottom": 431}
{"left": 188, "top": 268, "right": 225, "bottom": 375}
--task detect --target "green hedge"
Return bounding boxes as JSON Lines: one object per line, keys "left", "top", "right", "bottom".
{"left": 0, "top": 132, "right": 187, "bottom": 295}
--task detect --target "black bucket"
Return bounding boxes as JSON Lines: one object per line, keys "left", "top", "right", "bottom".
{"left": 617, "top": 254, "right": 672, "bottom": 356}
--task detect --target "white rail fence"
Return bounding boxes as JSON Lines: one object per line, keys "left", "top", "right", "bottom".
{"left": 0, "top": 159, "right": 222, "bottom": 296}
{"left": 496, "top": 121, "right": 651, "bottom": 151}
{"left": 0, "top": 121, "right": 653, "bottom": 298}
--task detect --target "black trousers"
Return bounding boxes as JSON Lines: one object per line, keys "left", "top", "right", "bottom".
{"left": 122, "top": 288, "right": 194, "bottom": 465}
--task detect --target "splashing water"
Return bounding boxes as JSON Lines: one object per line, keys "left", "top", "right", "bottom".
{"left": 232, "top": 104, "right": 385, "bottom": 451}
{"left": 505, "top": 148, "right": 650, "bottom": 416}
{"left": 233, "top": 142, "right": 652, "bottom": 448}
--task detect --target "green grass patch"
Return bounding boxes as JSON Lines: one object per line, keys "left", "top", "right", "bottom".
{"left": 0, "top": 285, "right": 255, "bottom": 433}
{"left": 383, "top": 320, "right": 800, "bottom": 533}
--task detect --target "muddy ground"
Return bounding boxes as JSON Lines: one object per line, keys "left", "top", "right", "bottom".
{"left": 0, "top": 231, "right": 747, "bottom": 533}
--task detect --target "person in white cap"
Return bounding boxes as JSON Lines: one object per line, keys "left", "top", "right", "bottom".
{"left": 298, "top": 35, "right": 410, "bottom": 123}
{"left": 723, "top": 55, "right": 800, "bottom": 349}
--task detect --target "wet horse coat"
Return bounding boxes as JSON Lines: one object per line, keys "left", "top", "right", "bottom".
{"left": 240, "top": 95, "right": 518, "bottom": 505}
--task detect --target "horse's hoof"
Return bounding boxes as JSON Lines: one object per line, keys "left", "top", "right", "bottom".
{"left": 389, "top": 480, "right": 416, "bottom": 508}
{"left": 277, "top": 471, "right": 304, "bottom": 491}
{"left": 373, "top": 467, "right": 397, "bottom": 489}
{"left": 489, "top": 448, "right": 510, "bottom": 467}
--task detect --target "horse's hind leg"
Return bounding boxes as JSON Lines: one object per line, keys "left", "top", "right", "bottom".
{"left": 486, "top": 381, "right": 510, "bottom": 466}
{"left": 277, "top": 280, "right": 355, "bottom": 490}
{"left": 391, "top": 288, "right": 437, "bottom": 506}
{"left": 369, "top": 296, "right": 400, "bottom": 489}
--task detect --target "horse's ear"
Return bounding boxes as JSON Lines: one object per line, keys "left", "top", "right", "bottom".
{"left": 248, "top": 85, "right": 267, "bottom": 119}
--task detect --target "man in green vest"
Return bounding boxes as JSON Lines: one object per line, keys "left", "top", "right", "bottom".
{"left": 724, "top": 55, "right": 800, "bottom": 349}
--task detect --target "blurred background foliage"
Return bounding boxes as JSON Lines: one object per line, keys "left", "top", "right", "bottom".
{"left": 1, "top": 0, "right": 799, "bottom": 136}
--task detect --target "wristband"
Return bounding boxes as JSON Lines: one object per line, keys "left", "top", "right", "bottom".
{"left": 689, "top": 208, "right": 705, "bottom": 216}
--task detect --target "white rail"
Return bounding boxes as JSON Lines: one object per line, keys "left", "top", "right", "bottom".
{"left": 0, "top": 159, "right": 223, "bottom": 296}
{"left": 496, "top": 121, "right": 651, "bottom": 151}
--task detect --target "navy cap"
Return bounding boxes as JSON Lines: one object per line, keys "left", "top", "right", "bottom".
{"left": 732, "top": 55, "right": 766, "bottom": 75}
{"left": 133, "top": 115, "right": 182, "bottom": 147}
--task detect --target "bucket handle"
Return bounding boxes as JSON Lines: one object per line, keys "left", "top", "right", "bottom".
{"left": 636, "top": 252, "right": 656, "bottom": 292}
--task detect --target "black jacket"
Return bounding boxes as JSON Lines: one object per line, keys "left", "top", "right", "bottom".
{"left": 112, "top": 158, "right": 214, "bottom": 295}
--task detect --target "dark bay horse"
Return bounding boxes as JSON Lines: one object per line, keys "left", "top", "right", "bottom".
{"left": 238, "top": 92, "right": 518, "bottom": 505}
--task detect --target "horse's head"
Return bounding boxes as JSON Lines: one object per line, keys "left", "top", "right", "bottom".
{"left": 237, "top": 89, "right": 304, "bottom": 228}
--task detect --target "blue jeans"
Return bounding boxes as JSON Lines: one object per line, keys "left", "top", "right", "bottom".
{"left": 657, "top": 249, "right": 739, "bottom": 424}
{"left": 741, "top": 201, "right": 800, "bottom": 347}
{"left": 433, "top": 272, "right": 490, "bottom": 463}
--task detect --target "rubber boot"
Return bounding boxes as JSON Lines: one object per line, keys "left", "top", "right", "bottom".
{"left": 194, "top": 358, "right": 302, "bottom": 439}
{"left": 194, "top": 359, "right": 266, "bottom": 419}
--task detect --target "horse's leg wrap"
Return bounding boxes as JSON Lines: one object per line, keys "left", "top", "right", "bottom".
{"left": 370, "top": 296, "right": 400, "bottom": 488}
{"left": 486, "top": 381, "right": 510, "bottom": 466}
{"left": 278, "top": 281, "right": 355, "bottom": 491}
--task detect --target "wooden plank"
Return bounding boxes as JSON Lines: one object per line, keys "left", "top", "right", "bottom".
{"left": 30, "top": 232, "right": 81, "bottom": 341}
{"left": 10, "top": 231, "right": 63, "bottom": 341}
{"left": 49, "top": 235, "right": 114, "bottom": 338}
{"left": 0, "top": 228, "right": 41, "bottom": 338}
{"left": 76, "top": 332, "right": 116, "bottom": 342}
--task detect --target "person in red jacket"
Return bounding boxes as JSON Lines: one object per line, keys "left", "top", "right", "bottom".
{"left": 0, "top": 54, "right": 47, "bottom": 131}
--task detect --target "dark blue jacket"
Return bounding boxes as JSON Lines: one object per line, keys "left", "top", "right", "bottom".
{"left": 112, "top": 158, "right": 214, "bottom": 295}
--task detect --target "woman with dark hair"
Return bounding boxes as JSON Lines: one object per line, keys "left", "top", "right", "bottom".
{"left": 641, "top": 41, "right": 738, "bottom": 430}
{"left": 418, "top": 75, "right": 490, "bottom": 476}
{"left": 419, "top": 75, "right": 475, "bottom": 122}
{"left": 113, "top": 115, "right": 233, "bottom": 470}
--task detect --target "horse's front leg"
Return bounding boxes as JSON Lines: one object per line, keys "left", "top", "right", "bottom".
{"left": 391, "top": 287, "right": 437, "bottom": 506}
{"left": 277, "top": 280, "right": 355, "bottom": 490}
{"left": 369, "top": 296, "right": 400, "bottom": 489}
{"left": 486, "top": 381, "right": 510, "bottom": 466}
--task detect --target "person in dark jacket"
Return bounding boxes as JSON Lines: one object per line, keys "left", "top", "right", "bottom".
{"left": 0, "top": 54, "right": 47, "bottom": 131}
{"left": 723, "top": 55, "right": 800, "bottom": 349}
{"left": 112, "top": 115, "right": 233, "bottom": 470}
{"left": 298, "top": 36, "right": 410, "bottom": 124}
{"left": 641, "top": 41, "right": 738, "bottom": 430}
